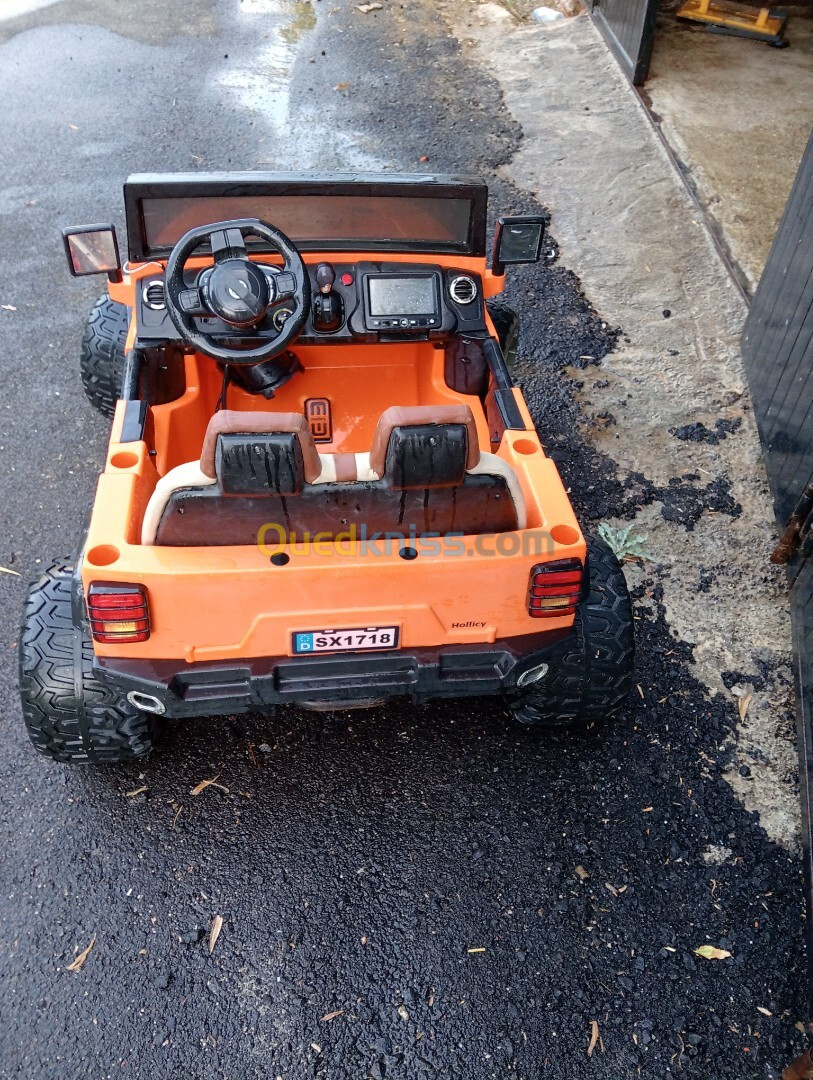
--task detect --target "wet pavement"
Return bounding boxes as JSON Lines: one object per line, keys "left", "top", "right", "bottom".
{"left": 0, "top": 1, "right": 808, "bottom": 1077}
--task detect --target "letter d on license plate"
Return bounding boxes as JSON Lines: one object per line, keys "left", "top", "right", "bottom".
{"left": 292, "top": 626, "right": 400, "bottom": 655}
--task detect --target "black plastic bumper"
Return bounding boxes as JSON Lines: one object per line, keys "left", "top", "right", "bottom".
{"left": 94, "top": 629, "right": 573, "bottom": 717}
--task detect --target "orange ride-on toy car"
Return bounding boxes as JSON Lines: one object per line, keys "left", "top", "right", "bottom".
{"left": 18, "top": 173, "right": 634, "bottom": 763}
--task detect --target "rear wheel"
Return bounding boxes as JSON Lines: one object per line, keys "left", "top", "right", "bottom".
{"left": 18, "top": 559, "right": 155, "bottom": 763}
{"left": 79, "top": 294, "right": 128, "bottom": 417}
{"left": 511, "top": 537, "right": 634, "bottom": 729}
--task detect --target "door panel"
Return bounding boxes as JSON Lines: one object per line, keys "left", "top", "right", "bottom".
{"left": 588, "top": 0, "right": 660, "bottom": 84}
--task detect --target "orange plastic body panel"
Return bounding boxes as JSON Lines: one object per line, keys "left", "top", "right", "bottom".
{"left": 87, "top": 252, "right": 585, "bottom": 662}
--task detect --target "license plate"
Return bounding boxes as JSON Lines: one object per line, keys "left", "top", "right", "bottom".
{"left": 292, "top": 626, "right": 400, "bottom": 655}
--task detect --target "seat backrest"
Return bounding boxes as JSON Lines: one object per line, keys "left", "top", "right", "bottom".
{"left": 147, "top": 404, "right": 523, "bottom": 546}
{"left": 369, "top": 405, "right": 480, "bottom": 488}
{"left": 201, "top": 410, "right": 322, "bottom": 494}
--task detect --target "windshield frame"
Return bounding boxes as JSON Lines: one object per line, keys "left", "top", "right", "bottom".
{"left": 123, "top": 172, "right": 489, "bottom": 261}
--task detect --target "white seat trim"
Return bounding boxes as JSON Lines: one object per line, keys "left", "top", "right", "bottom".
{"left": 141, "top": 460, "right": 216, "bottom": 546}
{"left": 467, "top": 452, "right": 527, "bottom": 530}
{"left": 312, "top": 452, "right": 380, "bottom": 484}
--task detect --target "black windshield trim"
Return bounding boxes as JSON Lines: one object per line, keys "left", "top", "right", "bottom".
{"left": 124, "top": 172, "right": 488, "bottom": 261}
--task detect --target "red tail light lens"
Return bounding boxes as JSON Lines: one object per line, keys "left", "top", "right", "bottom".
{"left": 527, "top": 558, "right": 583, "bottom": 619}
{"left": 87, "top": 583, "right": 150, "bottom": 643}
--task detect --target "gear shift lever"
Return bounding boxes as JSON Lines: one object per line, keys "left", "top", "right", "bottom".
{"left": 313, "top": 262, "right": 343, "bottom": 332}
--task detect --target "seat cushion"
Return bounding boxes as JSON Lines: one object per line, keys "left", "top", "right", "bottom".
{"left": 216, "top": 431, "right": 306, "bottom": 495}
{"left": 384, "top": 422, "right": 469, "bottom": 490}
{"left": 369, "top": 404, "right": 480, "bottom": 476}
{"left": 154, "top": 474, "right": 519, "bottom": 546}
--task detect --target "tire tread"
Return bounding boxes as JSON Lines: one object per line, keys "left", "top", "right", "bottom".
{"left": 18, "top": 560, "right": 153, "bottom": 763}
{"left": 513, "top": 537, "right": 635, "bottom": 728}
{"left": 79, "top": 294, "right": 128, "bottom": 417}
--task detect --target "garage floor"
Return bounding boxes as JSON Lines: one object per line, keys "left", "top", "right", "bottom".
{"left": 646, "top": 6, "right": 813, "bottom": 294}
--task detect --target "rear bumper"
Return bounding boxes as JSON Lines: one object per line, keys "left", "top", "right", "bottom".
{"left": 94, "top": 628, "right": 573, "bottom": 717}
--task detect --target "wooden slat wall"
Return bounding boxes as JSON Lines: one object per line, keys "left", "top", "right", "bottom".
{"left": 589, "top": 0, "right": 660, "bottom": 85}
{"left": 743, "top": 129, "right": 813, "bottom": 1005}
{"left": 743, "top": 127, "right": 813, "bottom": 576}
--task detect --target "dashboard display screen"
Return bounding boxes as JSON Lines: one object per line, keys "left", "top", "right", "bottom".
{"left": 368, "top": 276, "right": 436, "bottom": 317}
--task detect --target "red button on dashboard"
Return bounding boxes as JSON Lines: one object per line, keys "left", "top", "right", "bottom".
{"left": 340, "top": 272, "right": 354, "bottom": 286}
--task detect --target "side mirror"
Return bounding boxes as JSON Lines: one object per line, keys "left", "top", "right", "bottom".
{"left": 491, "top": 216, "right": 546, "bottom": 276}
{"left": 62, "top": 224, "right": 122, "bottom": 282}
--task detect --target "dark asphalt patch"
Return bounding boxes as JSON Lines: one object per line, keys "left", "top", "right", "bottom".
{"left": 0, "top": 0, "right": 806, "bottom": 1078}
{"left": 671, "top": 418, "right": 744, "bottom": 445}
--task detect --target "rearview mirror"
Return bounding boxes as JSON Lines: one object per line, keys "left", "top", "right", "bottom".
{"left": 492, "top": 216, "right": 545, "bottom": 275}
{"left": 62, "top": 224, "right": 121, "bottom": 281}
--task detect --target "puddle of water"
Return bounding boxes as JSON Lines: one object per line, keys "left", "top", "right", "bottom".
{"left": 220, "top": 0, "right": 385, "bottom": 170}
{"left": 219, "top": 0, "right": 316, "bottom": 134}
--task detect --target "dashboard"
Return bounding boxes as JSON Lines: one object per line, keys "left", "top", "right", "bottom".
{"left": 135, "top": 261, "right": 487, "bottom": 346}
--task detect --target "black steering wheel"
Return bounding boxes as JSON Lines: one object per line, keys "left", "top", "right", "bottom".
{"left": 163, "top": 218, "right": 311, "bottom": 365}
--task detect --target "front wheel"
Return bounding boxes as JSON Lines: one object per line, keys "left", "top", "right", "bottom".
{"left": 79, "top": 294, "right": 128, "bottom": 417}
{"left": 511, "top": 537, "right": 635, "bottom": 729}
{"left": 18, "top": 560, "right": 155, "bottom": 763}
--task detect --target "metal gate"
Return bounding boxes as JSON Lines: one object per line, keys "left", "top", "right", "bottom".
{"left": 742, "top": 128, "right": 813, "bottom": 996}
{"left": 588, "top": 0, "right": 660, "bottom": 84}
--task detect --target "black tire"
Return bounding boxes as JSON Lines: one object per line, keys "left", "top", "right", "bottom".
{"left": 486, "top": 299, "right": 519, "bottom": 372}
{"left": 79, "top": 294, "right": 128, "bottom": 417}
{"left": 18, "top": 560, "right": 155, "bottom": 764}
{"left": 512, "top": 537, "right": 635, "bottom": 729}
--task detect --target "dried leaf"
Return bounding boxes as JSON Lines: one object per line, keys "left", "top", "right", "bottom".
{"left": 756, "top": 1006, "right": 772, "bottom": 1017}
{"left": 334, "top": 82, "right": 350, "bottom": 91}
{"left": 604, "top": 883, "right": 618, "bottom": 897}
{"left": 191, "top": 775, "right": 230, "bottom": 796}
{"left": 209, "top": 915, "right": 223, "bottom": 954}
{"left": 466, "top": 946, "right": 486, "bottom": 954}
{"left": 320, "top": 1009, "right": 344, "bottom": 1022}
{"left": 575, "top": 865, "right": 590, "bottom": 881}
{"left": 419, "top": 155, "right": 429, "bottom": 162}
{"left": 694, "top": 944, "right": 731, "bottom": 960}
{"left": 124, "top": 786, "right": 148, "bottom": 798}
{"left": 66, "top": 933, "right": 97, "bottom": 972}
{"left": 0, "top": 565, "right": 21, "bottom": 575}
{"left": 642, "top": 806, "right": 653, "bottom": 813}
{"left": 356, "top": 2, "right": 382, "bottom": 10}
{"left": 738, "top": 692, "right": 752, "bottom": 722}
{"left": 587, "top": 1019, "right": 599, "bottom": 1057}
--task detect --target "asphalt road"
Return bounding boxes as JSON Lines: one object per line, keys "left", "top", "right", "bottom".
{"left": 0, "top": 1, "right": 807, "bottom": 1077}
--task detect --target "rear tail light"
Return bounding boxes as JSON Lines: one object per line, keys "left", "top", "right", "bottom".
{"left": 87, "top": 583, "right": 150, "bottom": 643}
{"left": 527, "top": 558, "right": 583, "bottom": 619}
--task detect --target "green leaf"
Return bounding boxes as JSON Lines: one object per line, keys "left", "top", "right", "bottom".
{"left": 597, "top": 522, "right": 655, "bottom": 563}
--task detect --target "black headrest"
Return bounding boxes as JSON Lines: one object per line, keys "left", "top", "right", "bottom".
{"left": 384, "top": 423, "right": 468, "bottom": 490}
{"left": 216, "top": 432, "right": 305, "bottom": 496}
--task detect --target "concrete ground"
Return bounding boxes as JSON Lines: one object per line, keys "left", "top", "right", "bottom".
{"left": 0, "top": 0, "right": 808, "bottom": 1077}
{"left": 646, "top": 7, "right": 813, "bottom": 293}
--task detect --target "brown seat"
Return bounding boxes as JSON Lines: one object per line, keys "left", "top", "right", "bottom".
{"left": 146, "top": 405, "right": 523, "bottom": 546}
